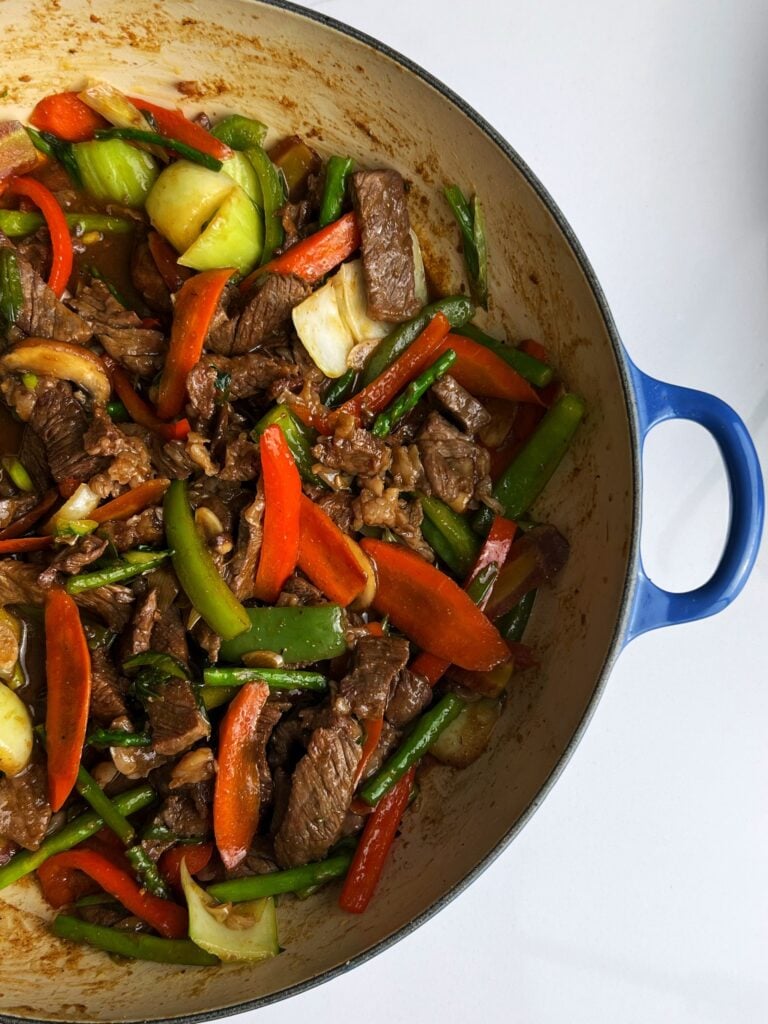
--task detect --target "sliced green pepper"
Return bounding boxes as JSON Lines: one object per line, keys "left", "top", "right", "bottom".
{"left": 211, "top": 115, "right": 268, "bottom": 152}
{"left": 497, "top": 589, "right": 536, "bottom": 643}
{"left": 323, "top": 367, "right": 357, "bottom": 408}
{"left": 218, "top": 605, "right": 348, "bottom": 665}
{"left": 164, "top": 480, "right": 250, "bottom": 641}
{"left": 318, "top": 155, "right": 355, "bottom": 227}
{"left": 0, "top": 247, "right": 22, "bottom": 330}
{"left": 246, "top": 145, "right": 285, "bottom": 265}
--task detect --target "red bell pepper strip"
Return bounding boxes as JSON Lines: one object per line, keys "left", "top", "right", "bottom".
{"left": 0, "top": 489, "right": 58, "bottom": 541}
{"left": 156, "top": 268, "right": 235, "bottom": 421}
{"left": 147, "top": 231, "right": 192, "bottom": 292}
{"left": 214, "top": 681, "right": 270, "bottom": 871}
{"left": 297, "top": 495, "right": 367, "bottom": 606}
{"left": 339, "top": 312, "right": 451, "bottom": 424}
{"left": 44, "top": 588, "right": 91, "bottom": 812}
{"left": 127, "top": 97, "right": 232, "bottom": 162}
{"left": 339, "top": 765, "right": 416, "bottom": 914}
{"left": 103, "top": 357, "right": 190, "bottom": 442}
{"left": 254, "top": 425, "right": 302, "bottom": 602}
{"left": 90, "top": 479, "right": 170, "bottom": 524}
{"left": 239, "top": 211, "right": 360, "bottom": 292}
{"left": 353, "top": 716, "right": 384, "bottom": 788}
{"left": 409, "top": 516, "right": 517, "bottom": 687}
{"left": 9, "top": 176, "right": 72, "bottom": 298}
{"left": 37, "top": 829, "right": 131, "bottom": 908}
{"left": 40, "top": 850, "right": 187, "bottom": 938}
{"left": 29, "top": 91, "right": 108, "bottom": 142}
{"left": 359, "top": 538, "right": 509, "bottom": 672}
{"left": 290, "top": 398, "right": 336, "bottom": 437}
{"left": 159, "top": 842, "right": 213, "bottom": 891}
{"left": 434, "top": 334, "right": 542, "bottom": 405}
{"left": 0, "top": 535, "right": 53, "bottom": 555}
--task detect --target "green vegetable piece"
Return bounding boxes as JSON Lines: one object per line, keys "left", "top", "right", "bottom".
{"left": 106, "top": 399, "right": 129, "bottom": 422}
{"left": 87, "top": 729, "right": 151, "bottom": 748}
{"left": 323, "top": 367, "right": 357, "bottom": 408}
{"left": 464, "top": 563, "right": 499, "bottom": 607}
{"left": 54, "top": 519, "right": 98, "bottom": 539}
{"left": 72, "top": 138, "right": 159, "bottom": 208}
{"left": 474, "top": 393, "right": 586, "bottom": 534}
{"left": 21, "top": 372, "right": 37, "bottom": 390}
{"left": 218, "top": 606, "right": 348, "bottom": 666}
{"left": 457, "top": 323, "right": 554, "bottom": 388}
{"left": 0, "top": 210, "right": 135, "bottom": 238}
{"left": 52, "top": 915, "right": 218, "bottom": 966}
{"left": 318, "top": 155, "right": 355, "bottom": 227}
{"left": 361, "top": 296, "right": 474, "bottom": 386}
{"left": 221, "top": 151, "right": 261, "bottom": 202}
{"left": 200, "top": 685, "right": 237, "bottom": 711}
{"left": 420, "top": 517, "right": 464, "bottom": 575}
{"left": 496, "top": 589, "right": 536, "bottom": 643}
{"left": 471, "top": 194, "right": 489, "bottom": 309}
{"left": 65, "top": 551, "right": 170, "bottom": 594}
{"left": 418, "top": 492, "right": 480, "bottom": 579}
{"left": 444, "top": 185, "right": 488, "bottom": 309}
{"left": 164, "top": 480, "right": 250, "bottom": 641}
{"left": 122, "top": 650, "right": 188, "bottom": 678}
{"left": 93, "top": 127, "right": 222, "bottom": 171}
{"left": 252, "top": 403, "right": 322, "bottom": 486}
{"left": 208, "top": 851, "right": 353, "bottom": 903}
{"left": 2, "top": 456, "right": 34, "bottom": 493}
{"left": 211, "top": 115, "right": 268, "bottom": 151}
{"left": 178, "top": 185, "right": 263, "bottom": 276}
{"left": 203, "top": 667, "right": 327, "bottom": 692}
{"left": 0, "top": 785, "right": 155, "bottom": 889}
{"left": 246, "top": 145, "right": 285, "bottom": 265}
{"left": 372, "top": 349, "right": 457, "bottom": 438}
{"left": 89, "top": 264, "right": 151, "bottom": 318}
{"left": 0, "top": 248, "right": 23, "bottom": 330}
{"left": 428, "top": 697, "right": 501, "bottom": 768}
{"left": 26, "top": 127, "right": 82, "bottom": 187}
{"left": 360, "top": 693, "right": 465, "bottom": 805}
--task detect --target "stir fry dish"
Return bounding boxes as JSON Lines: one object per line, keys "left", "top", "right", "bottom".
{"left": 0, "top": 83, "right": 584, "bottom": 966}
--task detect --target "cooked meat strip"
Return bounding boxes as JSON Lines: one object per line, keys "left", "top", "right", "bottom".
{"left": 350, "top": 169, "right": 420, "bottom": 322}
{"left": 151, "top": 601, "right": 189, "bottom": 669}
{"left": 97, "top": 506, "right": 164, "bottom": 553}
{"left": 315, "top": 491, "right": 355, "bottom": 534}
{"left": 121, "top": 587, "right": 159, "bottom": 658}
{"left": 0, "top": 560, "right": 133, "bottom": 630}
{"left": 227, "top": 486, "right": 264, "bottom": 601}
{"left": 130, "top": 238, "right": 171, "bottom": 314}
{"left": 205, "top": 275, "right": 312, "bottom": 356}
{"left": 335, "top": 635, "right": 410, "bottom": 720}
{"left": 77, "top": 584, "right": 135, "bottom": 633}
{"left": 312, "top": 428, "right": 391, "bottom": 477}
{"left": 276, "top": 573, "right": 325, "bottom": 607}
{"left": 15, "top": 228, "right": 51, "bottom": 277}
{"left": 145, "top": 677, "right": 210, "bottom": 757}
{"left": 89, "top": 646, "right": 129, "bottom": 723}
{"left": 186, "top": 360, "right": 219, "bottom": 426}
{"left": 38, "top": 534, "right": 108, "bottom": 588}
{"left": 278, "top": 200, "right": 313, "bottom": 251}
{"left": 69, "top": 281, "right": 166, "bottom": 378}
{"left": 273, "top": 712, "right": 362, "bottom": 867}
{"left": 386, "top": 668, "right": 433, "bottom": 728}
{"left": 353, "top": 483, "right": 432, "bottom": 559}
{"left": 389, "top": 443, "right": 426, "bottom": 490}
{"left": 219, "top": 433, "right": 260, "bottom": 482}
{"left": 202, "top": 352, "right": 302, "bottom": 400}
{"left": 0, "top": 494, "right": 38, "bottom": 531}
{"left": 84, "top": 407, "right": 153, "bottom": 498}
{"left": 149, "top": 436, "right": 195, "bottom": 480}
{"left": 17, "top": 425, "right": 50, "bottom": 493}
{"left": 359, "top": 719, "right": 400, "bottom": 781}
{"left": 254, "top": 703, "right": 285, "bottom": 809}
{"left": 29, "top": 381, "right": 108, "bottom": 485}
{"left": 0, "top": 763, "right": 51, "bottom": 851}
{"left": 430, "top": 375, "right": 492, "bottom": 436}
{"left": 141, "top": 788, "right": 211, "bottom": 860}
{"left": 417, "top": 411, "right": 493, "bottom": 514}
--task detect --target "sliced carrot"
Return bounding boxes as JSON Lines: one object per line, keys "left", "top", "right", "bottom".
{"left": 297, "top": 495, "right": 367, "bottom": 606}
{"left": 90, "top": 479, "right": 170, "bottom": 524}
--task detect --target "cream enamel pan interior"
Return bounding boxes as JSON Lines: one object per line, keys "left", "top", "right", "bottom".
{"left": 0, "top": 1, "right": 637, "bottom": 1020}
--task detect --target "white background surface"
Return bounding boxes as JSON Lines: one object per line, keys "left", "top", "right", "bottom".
{"left": 245, "top": 2, "right": 768, "bottom": 1021}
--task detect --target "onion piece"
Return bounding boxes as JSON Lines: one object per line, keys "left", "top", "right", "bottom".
{"left": 42, "top": 483, "right": 99, "bottom": 535}
{"left": 0, "top": 681, "right": 33, "bottom": 776}
{"left": 1, "top": 339, "right": 111, "bottom": 405}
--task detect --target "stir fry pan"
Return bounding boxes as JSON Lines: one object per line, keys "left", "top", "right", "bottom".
{"left": 0, "top": 1, "right": 762, "bottom": 1020}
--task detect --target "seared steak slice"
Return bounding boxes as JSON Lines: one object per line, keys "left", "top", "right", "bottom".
{"left": 89, "top": 646, "right": 128, "bottom": 723}
{"left": 205, "top": 275, "right": 312, "bottom": 356}
{"left": 38, "top": 534, "right": 108, "bottom": 588}
{"left": 350, "top": 169, "right": 420, "bottom": 322}
{"left": 313, "top": 428, "right": 391, "bottom": 477}
{"left": 130, "top": 239, "right": 171, "bottom": 314}
{"left": 254, "top": 703, "right": 285, "bottom": 809}
{"left": 204, "top": 352, "right": 301, "bottom": 400}
{"left": 315, "top": 491, "right": 355, "bottom": 534}
{"left": 335, "top": 635, "right": 410, "bottom": 720}
{"left": 227, "top": 487, "right": 264, "bottom": 602}
{"left": 122, "top": 588, "right": 159, "bottom": 658}
{"left": 18, "top": 425, "right": 50, "bottom": 493}
{"left": 0, "top": 238, "right": 91, "bottom": 343}
{"left": 276, "top": 573, "right": 325, "bottom": 607}
{"left": 417, "top": 411, "right": 493, "bottom": 514}
{"left": 186, "top": 361, "right": 218, "bottom": 426}
{"left": 273, "top": 712, "right": 362, "bottom": 867}
{"left": 0, "top": 494, "right": 38, "bottom": 531}
{"left": 84, "top": 407, "right": 153, "bottom": 498}
{"left": 97, "top": 506, "right": 164, "bottom": 553}
{"left": 70, "top": 281, "right": 166, "bottom": 378}
{"left": 29, "top": 381, "right": 108, "bottom": 485}
{"left": 0, "top": 560, "right": 132, "bottom": 630}
{"left": 386, "top": 668, "right": 433, "bottom": 728}
{"left": 146, "top": 677, "right": 210, "bottom": 757}
{"left": 0, "top": 763, "right": 51, "bottom": 851}
{"left": 430, "top": 375, "right": 491, "bottom": 436}
{"left": 141, "top": 788, "right": 211, "bottom": 860}
{"left": 149, "top": 437, "right": 195, "bottom": 480}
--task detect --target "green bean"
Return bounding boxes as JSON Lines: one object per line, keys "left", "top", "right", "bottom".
{"left": 323, "top": 367, "right": 357, "bottom": 408}
{"left": 360, "top": 693, "right": 465, "bottom": 805}
{"left": 52, "top": 916, "right": 218, "bottom": 966}
{"left": 0, "top": 785, "right": 155, "bottom": 889}
{"left": 26, "top": 127, "right": 82, "bottom": 187}
{"left": 122, "top": 650, "right": 188, "bottom": 678}
{"left": 420, "top": 516, "right": 464, "bottom": 575}
{"left": 465, "top": 563, "right": 499, "bottom": 607}
{"left": 418, "top": 492, "right": 480, "bottom": 579}
{"left": 203, "top": 667, "right": 327, "bottom": 691}
{"left": 0, "top": 210, "right": 135, "bottom": 239}
{"left": 66, "top": 551, "right": 170, "bottom": 594}
{"left": 0, "top": 248, "right": 22, "bottom": 329}
{"left": 94, "top": 127, "right": 222, "bottom": 171}
{"left": 253, "top": 403, "right": 322, "bottom": 486}
{"left": 457, "top": 323, "right": 553, "bottom": 388}
{"left": 211, "top": 114, "right": 268, "bottom": 151}
{"left": 361, "top": 296, "right": 475, "bottom": 386}
{"left": 86, "top": 729, "right": 151, "bottom": 748}
{"left": 207, "top": 851, "right": 353, "bottom": 903}
{"left": 474, "top": 393, "right": 586, "bottom": 534}
{"left": 318, "top": 155, "right": 355, "bottom": 227}
{"left": 497, "top": 589, "right": 536, "bottom": 643}
{"left": 444, "top": 186, "right": 488, "bottom": 309}
{"left": 372, "top": 349, "right": 457, "bottom": 438}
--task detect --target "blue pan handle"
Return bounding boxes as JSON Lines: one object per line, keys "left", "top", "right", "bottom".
{"left": 624, "top": 357, "right": 764, "bottom": 642}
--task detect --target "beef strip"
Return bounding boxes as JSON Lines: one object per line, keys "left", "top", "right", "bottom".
{"left": 335, "top": 635, "right": 410, "bottom": 720}
{"left": 386, "top": 668, "right": 433, "bottom": 728}
{"left": 130, "top": 239, "right": 171, "bottom": 314}
{"left": 29, "top": 381, "right": 108, "bottom": 484}
{"left": 0, "top": 763, "right": 51, "bottom": 851}
{"left": 205, "top": 275, "right": 312, "bottom": 356}
{"left": 430, "top": 375, "right": 492, "bottom": 436}
{"left": 389, "top": 443, "right": 426, "bottom": 491}
{"left": 360, "top": 719, "right": 400, "bottom": 781}
{"left": 141, "top": 788, "right": 211, "bottom": 860}
{"left": 353, "top": 483, "right": 432, "bottom": 560}
{"left": 227, "top": 486, "right": 264, "bottom": 601}
{"left": 38, "top": 534, "right": 108, "bottom": 588}
{"left": 146, "top": 677, "right": 210, "bottom": 757}
{"left": 350, "top": 169, "right": 420, "bottom": 322}
{"left": 417, "top": 411, "right": 493, "bottom": 514}
{"left": 121, "top": 587, "right": 158, "bottom": 658}
{"left": 0, "top": 494, "right": 38, "bottom": 531}
{"left": 149, "top": 436, "right": 195, "bottom": 480}
{"left": 273, "top": 712, "right": 362, "bottom": 867}
{"left": 276, "top": 573, "right": 325, "bottom": 607}
{"left": 202, "top": 352, "right": 302, "bottom": 401}
{"left": 97, "top": 506, "right": 164, "bottom": 553}
{"left": 0, "top": 560, "right": 133, "bottom": 630}
{"left": 89, "top": 646, "right": 128, "bottom": 723}
{"left": 15, "top": 228, "right": 51, "bottom": 276}
{"left": 254, "top": 703, "right": 285, "bottom": 809}
{"left": 151, "top": 601, "right": 189, "bottom": 669}
{"left": 186, "top": 360, "right": 218, "bottom": 426}
{"left": 312, "top": 428, "right": 391, "bottom": 477}
{"left": 17, "top": 426, "right": 50, "bottom": 493}
{"left": 315, "top": 491, "right": 355, "bottom": 534}
{"left": 84, "top": 407, "right": 153, "bottom": 498}
{"left": 69, "top": 281, "right": 166, "bottom": 378}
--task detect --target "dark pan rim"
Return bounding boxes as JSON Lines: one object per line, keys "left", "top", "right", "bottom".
{"left": 0, "top": 2, "right": 643, "bottom": 1021}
